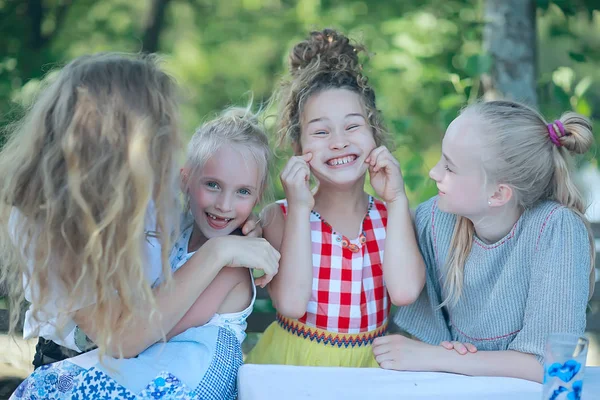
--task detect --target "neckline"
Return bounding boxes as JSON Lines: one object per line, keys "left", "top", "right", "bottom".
{"left": 310, "top": 195, "right": 374, "bottom": 243}
{"left": 472, "top": 217, "right": 520, "bottom": 249}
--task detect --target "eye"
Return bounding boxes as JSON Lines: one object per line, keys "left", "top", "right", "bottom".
{"left": 313, "top": 130, "right": 328, "bottom": 135}
{"left": 205, "top": 181, "right": 220, "bottom": 190}
{"left": 346, "top": 124, "right": 359, "bottom": 131}
{"left": 444, "top": 165, "right": 453, "bottom": 173}
{"left": 238, "top": 188, "right": 252, "bottom": 196}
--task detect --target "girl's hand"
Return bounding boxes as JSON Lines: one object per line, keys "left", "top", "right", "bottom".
{"left": 280, "top": 153, "right": 314, "bottom": 210}
{"left": 241, "top": 213, "right": 262, "bottom": 237}
{"left": 372, "top": 334, "right": 433, "bottom": 371}
{"left": 440, "top": 341, "right": 478, "bottom": 355}
{"left": 211, "top": 236, "right": 280, "bottom": 288}
{"left": 366, "top": 146, "right": 406, "bottom": 204}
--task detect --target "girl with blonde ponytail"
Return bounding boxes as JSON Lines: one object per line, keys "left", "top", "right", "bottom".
{"left": 375, "top": 100, "right": 594, "bottom": 383}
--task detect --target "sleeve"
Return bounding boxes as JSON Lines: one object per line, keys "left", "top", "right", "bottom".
{"left": 507, "top": 207, "right": 591, "bottom": 362}
{"left": 393, "top": 197, "right": 452, "bottom": 343}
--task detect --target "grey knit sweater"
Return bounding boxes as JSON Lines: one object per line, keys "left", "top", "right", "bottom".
{"left": 393, "top": 196, "right": 591, "bottom": 361}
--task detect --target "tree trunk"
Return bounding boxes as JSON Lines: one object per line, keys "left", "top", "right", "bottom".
{"left": 142, "top": 0, "right": 171, "bottom": 53}
{"left": 27, "top": 0, "right": 44, "bottom": 49}
{"left": 482, "top": 0, "right": 537, "bottom": 106}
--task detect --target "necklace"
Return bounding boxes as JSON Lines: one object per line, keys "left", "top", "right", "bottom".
{"left": 310, "top": 196, "right": 373, "bottom": 253}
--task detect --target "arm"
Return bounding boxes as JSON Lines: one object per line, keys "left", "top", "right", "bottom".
{"left": 383, "top": 196, "right": 426, "bottom": 305}
{"left": 166, "top": 214, "right": 263, "bottom": 338}
{"left": 376, "top": 206, "right": 591, "bottom": 383}
{"left": 506, "top": 207, "right": 590, "bottom": 361}
{"left": 434, "top": 348, "right": 542, "bottom": 382}
{"left": 264, "top": 203, "right": 313, "bottom": 318}
{"left": 373, "top": 335, "right": 542, "bottom": 382}
{"left": 166, "top": 267, "right": 248, "bottom": 339}
{"left": 75, "top": 235, "right": 279, "bottom": 358}
{"left": 367, "top": 146, "right": 425, "bottom": 306}
{"left": 74, "top": 241, "right": 224, "bottom": 358}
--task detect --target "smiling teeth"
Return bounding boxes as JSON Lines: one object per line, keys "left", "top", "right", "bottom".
{"left": 328, "top": 156, "right": 356, "bottom": 166}
{"left": 207, "top": 213, "right": 232, "bottom": 221}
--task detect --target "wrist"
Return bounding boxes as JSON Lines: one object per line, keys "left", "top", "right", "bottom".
{"left": 200, "top": 236, "right": 228, "bottom": 272}
{"left": 286, "top": 203, "right": 313, "bottom": 216}
{"left": 386, "top": 194, "right": 409, "bottom": 210}
{"left": 429, "top": 344, "right": 458, "bottom": 373}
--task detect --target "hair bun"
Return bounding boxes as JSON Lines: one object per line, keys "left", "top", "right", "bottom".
{"left": 288, "top": 29, "right": 364, "bottom": 76}
{"left": 558, "top": 112, "right": 594, "bottom": 155}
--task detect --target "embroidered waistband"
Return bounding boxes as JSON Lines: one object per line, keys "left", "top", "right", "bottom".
{"left": 276, "top": 314, "right": 388, "bottom": 348}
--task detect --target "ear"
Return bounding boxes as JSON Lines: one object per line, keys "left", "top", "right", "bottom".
{"left": 488, "top": 184, "right": 513, "bottom": 207}
{"left": 180, "top": 168, "right": 189, "bottom": 193}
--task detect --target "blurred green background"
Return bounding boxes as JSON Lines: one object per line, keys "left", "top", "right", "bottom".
{"left": 1, "top": 0, "right": 599, "bottom": 204}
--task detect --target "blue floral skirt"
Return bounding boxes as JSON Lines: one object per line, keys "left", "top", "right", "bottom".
{"left": 11, "top": 325, "right": 243, "bottom": 399}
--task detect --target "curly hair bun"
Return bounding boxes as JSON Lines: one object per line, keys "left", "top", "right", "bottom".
{"left": 288, "top": 29, "right": 364, "bottom": 76}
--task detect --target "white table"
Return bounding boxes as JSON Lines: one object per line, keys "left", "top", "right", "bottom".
{"left": 238, "top": 365, "right": 600, "bottom": 400}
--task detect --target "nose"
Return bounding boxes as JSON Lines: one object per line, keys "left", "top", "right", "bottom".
{"left": 429, "top": 161, "right": 442, "bottom": 182}
{"left": 329, "top": 128, "right": 349, "bottom": 150}
{"left": 215, "top": 191, "right": 233, "bottom": 213}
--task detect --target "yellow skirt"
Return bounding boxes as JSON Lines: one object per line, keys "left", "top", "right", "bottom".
{"left": 245, "top": 315, "right": 386, "bottom": 368}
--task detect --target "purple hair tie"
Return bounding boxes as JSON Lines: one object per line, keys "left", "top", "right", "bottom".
{"left": 546, "top": 120, "right": 565, "bottom": 147}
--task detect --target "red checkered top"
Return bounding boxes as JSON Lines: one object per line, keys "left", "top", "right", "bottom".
{"left": 278, "top": 196, "right": 389, "bottom": 333}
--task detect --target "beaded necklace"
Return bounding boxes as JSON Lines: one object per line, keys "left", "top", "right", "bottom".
{"left": 310, "top": 196, "right": 374, "bottom": 253}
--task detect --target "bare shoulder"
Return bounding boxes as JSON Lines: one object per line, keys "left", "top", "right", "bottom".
{"left": 260, "top": 202, "right": 286, "bottom": 251}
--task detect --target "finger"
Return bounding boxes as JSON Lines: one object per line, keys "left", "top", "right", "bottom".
{"left": 372, "top": 343, "right": 393, "bottom": 357}
{"left": 465, "top": 343, "right": 478, "bottom": 353}
{"left": 301, "top": 152, "right": 313, "bottom": 163}
{"left": 452, "top": 341, "right": 468, "bottom": 355}
{"left": 280, "top": 156, "right": 306, "bottom": 180}
{"left": 374, "top": 149, "right": 400, "bottom": 168}
{"left": 440, "top": 341, "right": 454, "bottom": 350}
{"left": 270, "top": 246, "right": 281, "bottom": 261}
{"left": 366, "top": 146, "right": 385, "bottom": 164}
{"left": 374, "top": 351, "right": 396, "bottom": 364}
{"left": 379, "top": 360, "right": 399, "bottom": 370}
{"left": 373, "top": 335, "right": 397, "bottom": 346}
{"left": 259, "top": 254, "right": 278, "bottom": 276}
{"left": 367, "top": 146, "right": 388, "bottom": 166}
{"left": 289, "top": 163, "right": 311, "bottom": 184}
{"left": 371, "top": 157, "right": 392, "bottom": 174}
{"left": 281, "top": 165, "right": 308, "bottom": 191}
{"left": 370, "top": 149, "right": 398, "bottom": 173}
{"left": 264, "top": 244, "right": 281, "bottom": 274}
{"left": 244, "top": 224, "right": 262, "bottom": 237}
{"left": 255, "top": 274, "right": 273, "bottom": 288}
{"left": 241, "top": 217, "right": 258, "bottom": 236}
{"left": 280, "top": 157, "right": 297, "bottom": 179}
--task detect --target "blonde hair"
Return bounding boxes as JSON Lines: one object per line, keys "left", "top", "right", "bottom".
{"left": 275, "top": 28, "right": 391, "bottom": 151}
{"left": 443, "top": 100, "right": 596, "bottom": 306}
{"left": 0, "top": 53, "right": 181, "bottom": 358}
{"left": 185, "top": 106, "right": 272, "bottom": 204}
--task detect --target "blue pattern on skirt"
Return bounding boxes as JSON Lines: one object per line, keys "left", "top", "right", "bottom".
{"left": 11, "top": 327, "right": 243, "bottom": 399}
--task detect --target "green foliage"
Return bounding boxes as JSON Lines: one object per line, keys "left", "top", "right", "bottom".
{"left": 0, "top": 0, "right": 598, "bottom": 204}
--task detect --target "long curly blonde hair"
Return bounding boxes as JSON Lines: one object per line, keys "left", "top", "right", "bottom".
{"left": 0, "top": 53, "right": 181, "bottom": 357}
{"left": 275, "top": 28, "right": 391, "bottom": 151}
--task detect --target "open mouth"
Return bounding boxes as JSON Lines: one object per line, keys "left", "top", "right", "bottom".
{"left": 326, "top": 155, "right": 358, "bottom": 167}
{"left": 205, "top": 212, "right": 233, "bottom": 229}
